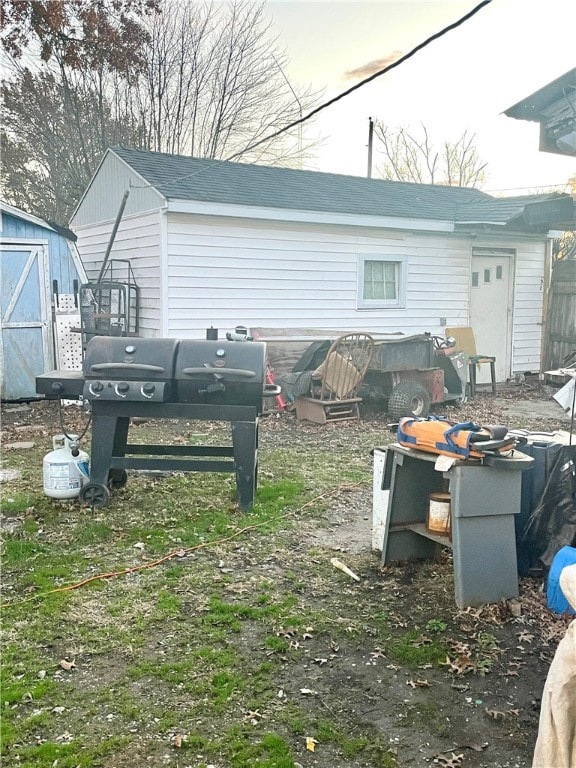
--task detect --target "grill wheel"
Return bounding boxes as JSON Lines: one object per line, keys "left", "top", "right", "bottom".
{"left": 79, "top": 483, "right": 111, "bottom": 508}
{"left": 108, "top": 469, "right": 128, "bottom": 489}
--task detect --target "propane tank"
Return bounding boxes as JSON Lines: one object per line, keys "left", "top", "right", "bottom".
{"left": 43, "top": 434, "right": 90, "bottom": 499}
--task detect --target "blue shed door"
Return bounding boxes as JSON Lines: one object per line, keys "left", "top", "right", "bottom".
{"left": 1, "top": 242, "right": 53, "bottom": 399}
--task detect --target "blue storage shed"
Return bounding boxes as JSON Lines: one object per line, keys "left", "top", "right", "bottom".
{"left": 1, "top": 202, "right": 87, "bottom": 400}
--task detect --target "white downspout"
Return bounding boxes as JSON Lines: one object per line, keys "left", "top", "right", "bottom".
{"left": 540, "top": 235, "right": 554, "bottom": 375}
{"left": 159, "top": 206, "right": 170, "bottom": 337}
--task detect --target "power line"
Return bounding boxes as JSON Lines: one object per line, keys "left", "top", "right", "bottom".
{"left": 223, "top": 0, "right": 493, "bottom": 162}
{"left": 484, "top": 182, "right": 573, "bottom": 193}
{"left": 166, "top": 0, "right": 493, "bottom": 186}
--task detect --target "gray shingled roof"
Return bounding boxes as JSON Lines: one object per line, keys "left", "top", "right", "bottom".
{"left": 112, "top": 147, "right": 573, "bottom": 229}
{"left": 455, "top": 196, "right": 537, "bottom": 224}
{"left": 113, "top": 146, "right": 492, "bottom": 221}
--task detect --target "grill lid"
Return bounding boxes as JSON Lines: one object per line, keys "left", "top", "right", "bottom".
{"left": 82, "top": 337, "right": 181, "bottom": 402}
{"left": 83, "top": 337, "right": 180, "bottom": 380}
{"left": 175, "top": 339, "right": 266, "bottom": 406}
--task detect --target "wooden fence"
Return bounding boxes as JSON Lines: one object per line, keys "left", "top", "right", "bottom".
{"left": 544, "top": 259, "right": 576, "bottom": 370}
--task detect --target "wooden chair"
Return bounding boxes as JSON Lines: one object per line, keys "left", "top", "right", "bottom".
{"left": 295, "top": 333, "right": 374, "bottom": 423}
{"left": 445, "top": 326, "right": 496, "bottom": 396}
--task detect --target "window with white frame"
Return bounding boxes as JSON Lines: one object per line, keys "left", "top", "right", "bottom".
{"left": 358, "top": 256, "right": 406, "bottom": 309}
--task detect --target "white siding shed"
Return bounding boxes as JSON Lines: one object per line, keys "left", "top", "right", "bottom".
{"left": 70, "top": 147, "right": 573, "bottom": 381}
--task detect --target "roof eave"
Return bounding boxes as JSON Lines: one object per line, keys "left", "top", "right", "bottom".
{"left": 0, "top": 201, "right": 56, "bottom": 232}
{"left": 504, "top": 68, "right": 576, "bottom": 122}
{"left": 167, "top": 198, "right": 456, "bottom": 232}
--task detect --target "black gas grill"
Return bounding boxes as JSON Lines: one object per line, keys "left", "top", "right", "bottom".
{"left": 36, "top": 336, "right": 276, "bottom": 509}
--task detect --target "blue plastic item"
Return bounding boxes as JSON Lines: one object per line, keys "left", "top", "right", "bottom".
{"left": 547, "top": 546, "right": 576, "bottom": 615}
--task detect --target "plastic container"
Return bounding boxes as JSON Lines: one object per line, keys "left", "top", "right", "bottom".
{"left": 43, "top": 434, "right": 90, "bottom": 499}
{"left": 427, "top": 491, "right": 451, "bottom": 538}
{"left": 547, "top": 545, "right": 576, "bottom": 615}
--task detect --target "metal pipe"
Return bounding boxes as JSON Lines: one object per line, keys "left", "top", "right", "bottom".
{"left": 367, "top": 117, "right": 374, "bottom": 178}
{"left": 96, "top": 190, "right": 130, "bottom": 283}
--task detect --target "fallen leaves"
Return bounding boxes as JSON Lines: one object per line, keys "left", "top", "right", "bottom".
{"left": 59, "top": 659, "right": 76, "bottom": 671}
{"left": 306, "top": 736, "right": 318, "bottom": 752}
{"left": 441, "top": 655, "right": 477, "bottom": 676}
{"left": 370, "top": 648, "right": 386, "bottom": 659}
{"left": 410, "top": 635, "right": 432, "bottom": 647}
{"left": 485, "top": 707, "right": 520, "bottom": 720}
{"left": 431, "top": 743, "right": 488, "bottom": 766}
{"left": 432, "top": 751, "right": 464, "bottom": 766}
{"left": 244, "top": 709, "right": 263, "bottom": 725}
{"left": 450, "top": 641, "right": 471, "bottom": 655}
{"left": 468, "top": 742, "right": 489, "bottom": 751}
{"left": 502, "top": 668, "right": 519, "bottom": 677}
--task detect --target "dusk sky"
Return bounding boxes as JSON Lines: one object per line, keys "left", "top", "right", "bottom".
{"left": 263, "top": 0, "right": 576, "bottom": 194}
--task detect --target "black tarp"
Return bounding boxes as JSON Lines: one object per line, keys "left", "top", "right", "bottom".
{"left": 522, "top": 445, "right": 576, "bottom": 569}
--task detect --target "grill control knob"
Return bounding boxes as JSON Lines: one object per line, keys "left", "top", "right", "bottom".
{"left": 142, "top": 383, "right": 156, "bottom": 397}
{"left": 216, "top": 348, "right": 226, "bottom": 357}
{"left": 116, "top": 381, "right": 130, "bottom": 396}
{"left": 51, "top": 382, "right": 63, "bottom": 394}
{"left": 89, "top": 381, "right": 104, "bottom": 395}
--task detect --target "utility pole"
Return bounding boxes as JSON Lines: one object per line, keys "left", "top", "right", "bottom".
{"left": 367, "top": 117, "right": 374, "bottom": 178}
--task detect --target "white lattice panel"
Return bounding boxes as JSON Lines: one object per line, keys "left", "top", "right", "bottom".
{"left": 55, "top": 295, "right": 78, "bottom": 312}
{"left": 53, "top": 294, "right": 83, "bottom": 370}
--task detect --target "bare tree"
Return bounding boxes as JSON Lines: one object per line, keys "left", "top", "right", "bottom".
{"left": 1, "top": 67, "right": 143, "bottom": 222}
{"left": 554, "top": 174, "right": 576, "bottom": 260}
{"left": 0, "top": 0, "right": 156, "bottom": 221}
{"left": 374, "top": 121, "right": 488, "bottom": 187}
{"left": 130, "top": 0, "right": 319, "bottom": 165}
{"left": 1, "top": 0, "right": 320, "bottom": 222}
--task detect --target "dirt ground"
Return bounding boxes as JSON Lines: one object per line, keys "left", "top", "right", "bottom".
{"left": 1, "top": 378, "right": 575, "bottom": 768}
{"left": 266, "top": 380, "right": 573, "bottom": 767}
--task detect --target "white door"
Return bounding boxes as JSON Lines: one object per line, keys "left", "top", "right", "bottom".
{"left": 470, "top": 251, "right": 514, "bottom": 383}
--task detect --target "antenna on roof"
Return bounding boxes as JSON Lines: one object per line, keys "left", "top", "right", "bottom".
{"left": 367, "top": 117, "right": 374, "bottom": 179}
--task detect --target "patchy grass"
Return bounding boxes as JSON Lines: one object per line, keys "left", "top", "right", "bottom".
{"left": 1, "top": 413, "right": 397, "bottom": 767}
{"left": 1, "top": 402, "right": 562, "bottom": 767}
